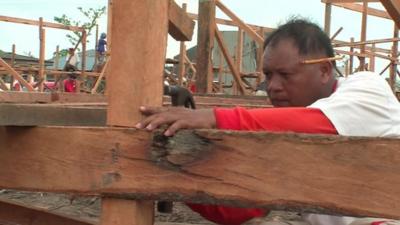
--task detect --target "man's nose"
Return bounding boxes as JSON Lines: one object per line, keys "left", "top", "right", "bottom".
{"left": 266, "top": 75, "right": 284, "bottom": 93}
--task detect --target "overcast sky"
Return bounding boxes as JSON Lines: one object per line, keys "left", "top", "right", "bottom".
{"left": 0, "top": 0, "right": 396, "bottom": 74}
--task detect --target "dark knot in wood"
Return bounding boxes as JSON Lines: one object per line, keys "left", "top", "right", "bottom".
{"left": 151, "top": 130, "right": 212, "bottom": 171}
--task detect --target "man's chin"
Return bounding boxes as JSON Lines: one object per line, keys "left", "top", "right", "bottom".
{"left": 271, "top": 100, "right": 291, "bottom": 107}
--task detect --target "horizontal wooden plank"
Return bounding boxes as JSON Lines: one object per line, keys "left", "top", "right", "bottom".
{"left": 0, "top": 127, "right": 400, "bottom": 219}
{"left": 0, "top": 104, "right": 106, "bottom": 126}
{"left": 0, "top": 15, "right": 84, "bottom": 32}
{"left": 0, "top": 92, "right": 271, "bottom": 105}
{"left": 0, "top": 198, "right": 95, "bottom": 225}
{"left": 168, "top": 0, "right": 195, "bottom": 41}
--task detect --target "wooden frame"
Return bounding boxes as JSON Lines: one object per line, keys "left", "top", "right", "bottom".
{"left": 1, "top": 1, "right": 400, "bottom": 225}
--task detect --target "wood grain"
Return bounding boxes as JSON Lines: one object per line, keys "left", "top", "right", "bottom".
{"left": 0, "top": 127, "right": 399, "bottom": 219}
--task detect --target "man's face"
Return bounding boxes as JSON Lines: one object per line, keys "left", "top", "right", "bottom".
{"left": 263, "top": 38, "right": 331, "bottom": 107}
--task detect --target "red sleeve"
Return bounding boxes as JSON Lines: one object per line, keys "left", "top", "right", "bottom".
{"left": 214, "top": 107, "right": 337, "bottom": 134}
{"left": 187, "top": 107, "right": 337, "bottom": 225}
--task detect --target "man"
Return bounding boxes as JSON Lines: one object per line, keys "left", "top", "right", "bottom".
{"left": 64, "top": 48, "right": 79, "bottom": 72}
{"left": 136, "top": 19, "right": 400, "bottom": 225}
{"left": 97, "top": 33, "right": 107, "bottom": 64}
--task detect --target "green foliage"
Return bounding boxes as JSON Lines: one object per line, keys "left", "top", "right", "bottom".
{"left": 54, "top": 6, "right": 106, "bottom": 47}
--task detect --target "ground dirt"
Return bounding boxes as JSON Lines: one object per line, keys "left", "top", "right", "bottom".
{"left": 0, "top": 189, "right": 306, "bottom": 225}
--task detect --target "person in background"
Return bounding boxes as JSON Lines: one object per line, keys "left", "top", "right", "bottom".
{"left": 64, "top": 48, "right": 79, "bottom": 72}
{"left": 97, "top": 32, "right": 107, "bottom": 64}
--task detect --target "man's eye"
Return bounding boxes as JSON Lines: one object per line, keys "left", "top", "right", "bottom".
{"left": 264, "top": 72, "right": 272, "bottom": 80}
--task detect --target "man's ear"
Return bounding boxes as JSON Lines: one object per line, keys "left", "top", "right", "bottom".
{"left": 319, "top": 61, "right": 333, "bottom": 84}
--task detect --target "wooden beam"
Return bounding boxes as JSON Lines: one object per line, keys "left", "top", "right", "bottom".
{"left": 0, "top": 92, "right": 270, "bottom": 106}
{"left": 359, "top": 1, "right": 368, "bottom": 71}
{"left": 215, "top": 27, "right": 246, "bottom": 95}
{"left": 0, "top": 127, "right": 400, "bottom": 219}
{"left": 107, "top": 0, "right": 113, "bottom": 54}
{"left": 91, "top": 57, "right": 109, "bottom": 94}
{"left": 324, "top": 0, "right": 380, "bottom": 2}
{"left": 0, "top": 198, "right": 95, "bottom": 225}
{"left": 380, "top": 0, "right": 400, "bottom": 28}
{"left": 0, "top": 103, "right": 106, "bottom": 126}
{"left": 0, "top": 57, "right": 35, "bottom": 91}
{"left": 168, "top": 0, "right": 195, "bottom": 41}
{"left": 187, "top": 12, "right": 275, "bottom": 33}
{"left": 324, "top": 3, "right": 332, "bottom": 36}
{"left": 333, "top": 37, "right": 400, "bottom": 47}
{"left": 215, "top": 0, "right": 263, "bottom": 45}
{"left": 0, "top": 15, "right": 84, "bottom": 32}
{"left": 196, "top": 0, "right": 215, "bottom": 94}
{"left": 39, "top": 17, "right": 45, "bottom": 92}
{"left": 178, "top": 4, "right": 187, "bottom": 86}
{"left": 107, "top": 0, "right": 168, "bottom": 126}
{"left": 321, "top": 1, "right": 392, "bottom": 19}
{"left": 389, "top": 24, "right": 399, "bottom": 91}
{"left": 106, "top": 0, "right": 168, "bottom": 223}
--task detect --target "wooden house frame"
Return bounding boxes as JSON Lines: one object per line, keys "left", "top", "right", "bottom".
{"left": 0, "top": 0, "right": 399, "bottom": 225}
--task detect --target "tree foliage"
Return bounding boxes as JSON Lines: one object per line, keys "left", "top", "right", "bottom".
{"left": 54, "top": 6, "right": 106, "bottom": 56}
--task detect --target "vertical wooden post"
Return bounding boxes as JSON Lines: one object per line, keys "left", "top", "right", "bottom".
{"left": 101, "top": 198, "right": 154, "bottom": 225}
{"left": 196, "top": 0, "right": 215, "bottom": 94}
{"left": 107, "top": 0, "right": 113, "bottom": 55}
{"left": 236, "top": 28, "right": 243, "bottom": 94}
{"left": 54, "top": 45, "right": 60, "bottom": 70}
{"left": 256, "top": 28, "right": 264, "bottom": 86}
{"left": 389, "top": 24, "right": 399, "bottom": 91}
{"left": 39, "top": 17, "right": 45, "bottom": 92}
{"left": 10, "top": 44, "right": 16, "bottom": 90}
{"left": 81, "top": 30, "right": 87, "bottom": 79}
{"left": 349, "top": 37, "right": 354, "bottom": 74}
{"left": 359, "top": 1, "right": 368, "bottom": 71}
{"left": 94, "top": 25, "right": 99, "bottom": 69}
{"left": 107, "top": 0, "right": 168, "bottom": 126}
{"left": 104, "top": 0, "right": 168, "bottom": 224}
{"left": 218, "top": 48, "right": 224, "bottom": 93}
{"left": 178, "top": 3, "right": 187, "bottom": 86}
{"left": 324, "top": 2, "right": 332, "bottom": 36}
{"left": 370, "top": 43, "right": 376, "bottom": 72}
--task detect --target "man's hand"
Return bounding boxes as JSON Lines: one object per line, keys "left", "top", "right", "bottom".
{"left": 135, "top": 106, "right": 216, "bottom": 136}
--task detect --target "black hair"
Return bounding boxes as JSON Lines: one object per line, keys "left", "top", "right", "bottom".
{"left": 263, "top": 18, "right": 334, "bottom": 59}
